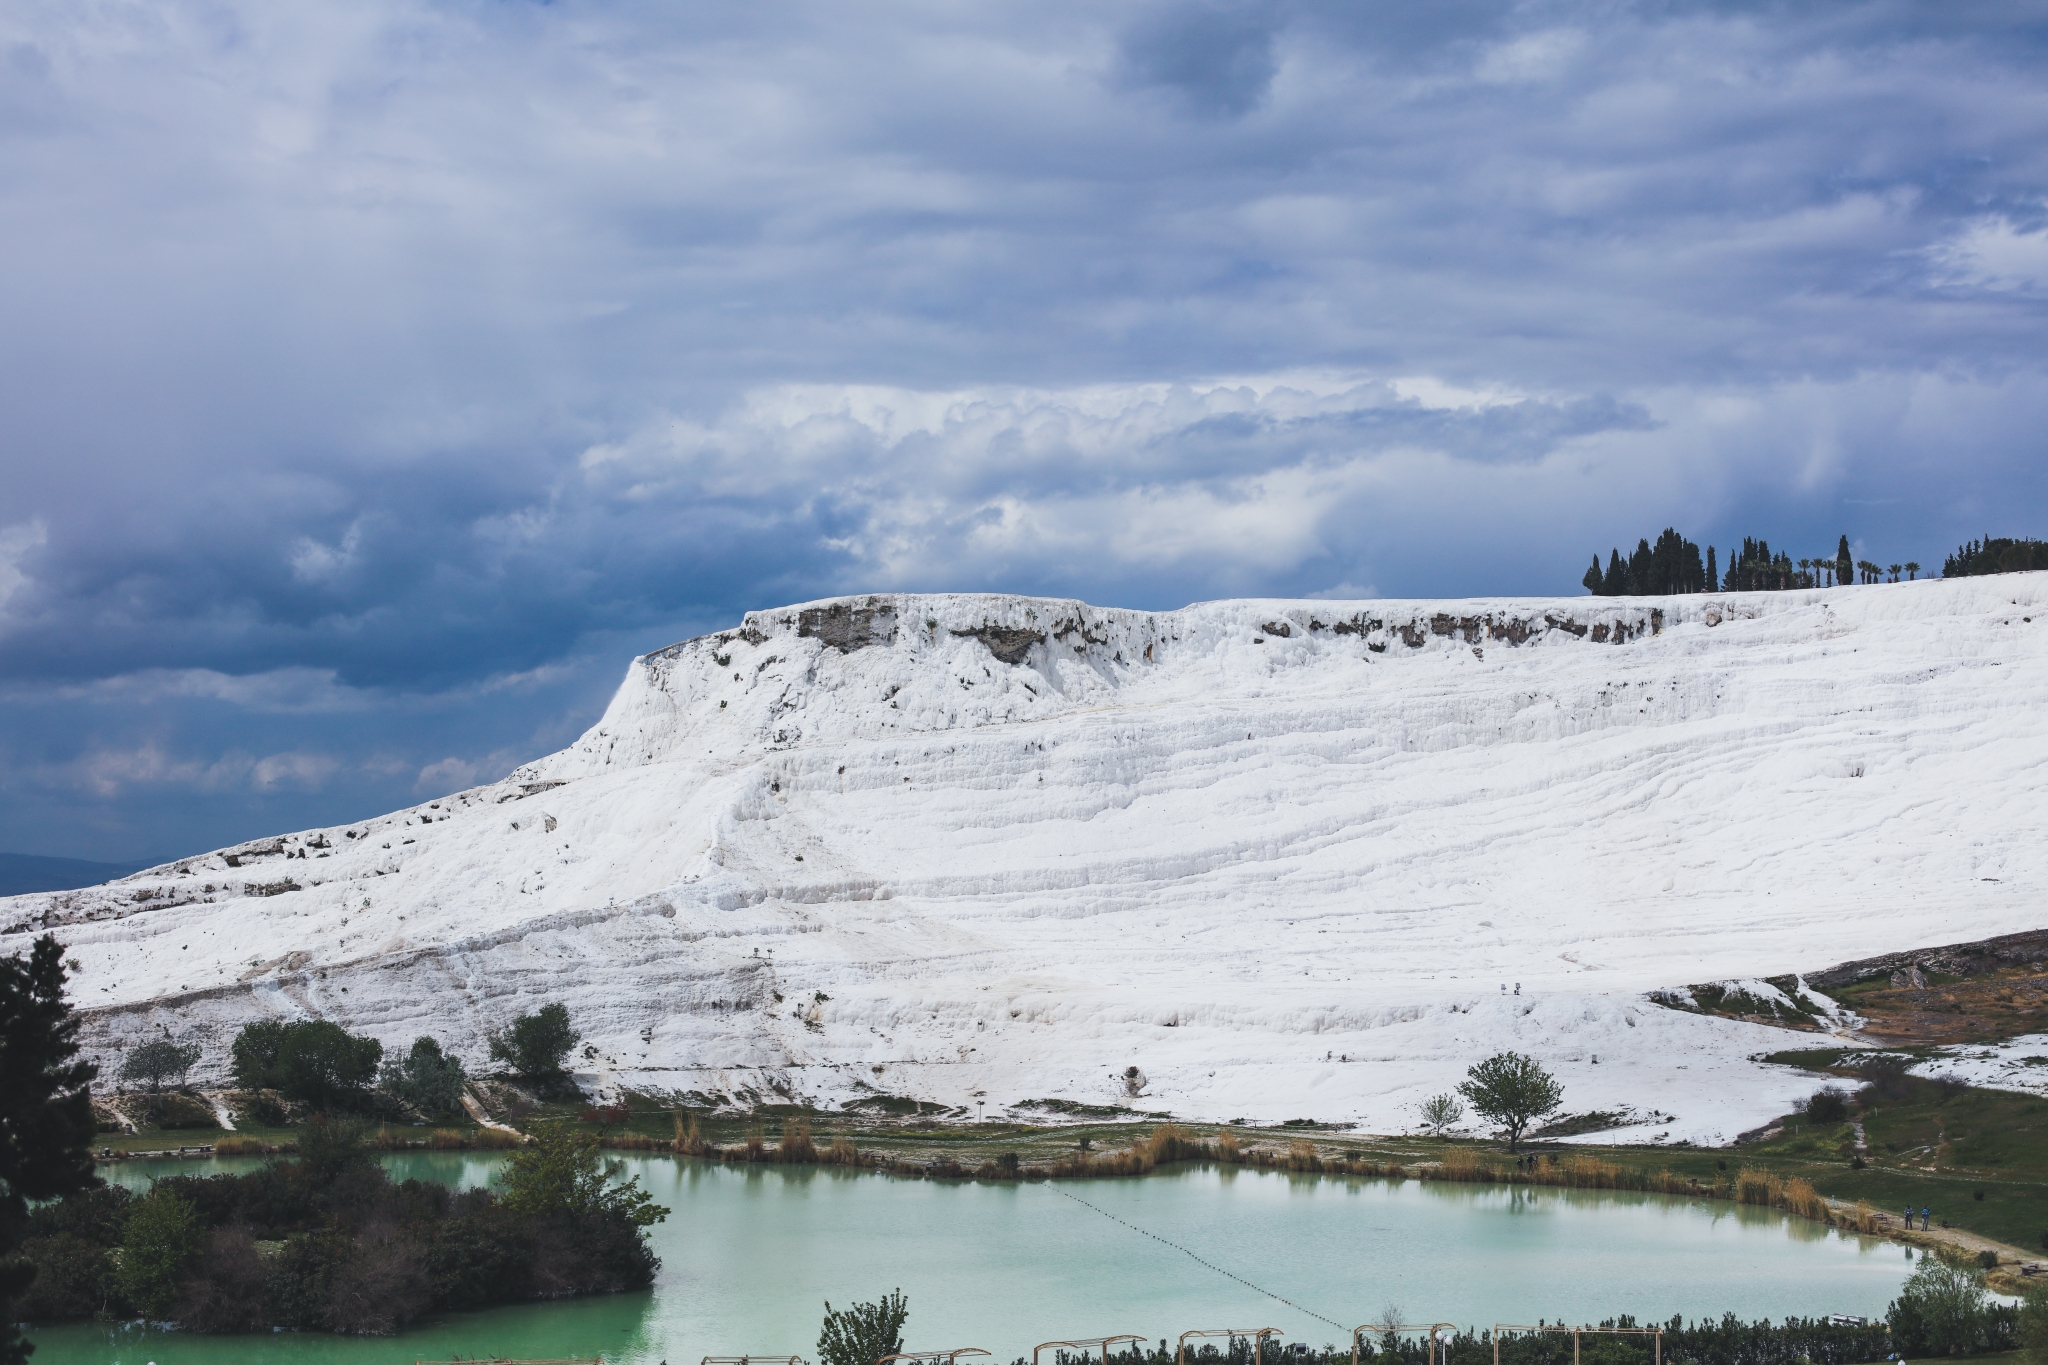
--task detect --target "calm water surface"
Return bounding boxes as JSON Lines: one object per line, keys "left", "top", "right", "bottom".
{"left": 31, "top": 1154, "right": 1916, "bottom": 1365}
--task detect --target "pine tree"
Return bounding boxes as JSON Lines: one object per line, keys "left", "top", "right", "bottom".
{"left": 1835, "top": 535, "right": 1853, "bottom": 587}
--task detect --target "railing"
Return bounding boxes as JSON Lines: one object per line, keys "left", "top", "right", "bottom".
{"left": 879, "top": 1349, "right": 992, "bottom": 1365}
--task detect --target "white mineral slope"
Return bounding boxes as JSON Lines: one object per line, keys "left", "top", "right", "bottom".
{"left": 6, "top": 576, "right": 2047, "bottom": 1145}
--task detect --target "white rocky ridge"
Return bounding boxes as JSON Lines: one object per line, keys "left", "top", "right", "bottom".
{"left": 5, "top": 576, "right": 2046, "bottom": 1145}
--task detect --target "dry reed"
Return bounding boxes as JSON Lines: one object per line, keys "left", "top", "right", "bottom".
{"left": 777, "top": 1117, "right": 818, "bottom": 1163}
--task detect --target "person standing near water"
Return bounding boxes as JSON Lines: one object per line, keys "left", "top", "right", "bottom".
{"left": 1921, "top": 1207, "right": 1931, "bottom": 1229}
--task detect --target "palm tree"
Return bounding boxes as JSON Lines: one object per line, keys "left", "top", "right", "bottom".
{"left": 1888, "top": 562, "right": 1902, "bottom": 583}
{"left": 1798, "top": 557, "right": 1811, "bottom": 587}
{"left": 1905, "top": 561, "right": 1920, "bottom": 580}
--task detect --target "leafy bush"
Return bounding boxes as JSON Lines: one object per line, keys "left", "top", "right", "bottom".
{"left": 12, "top": 1232, "right": 115, "bottom": 1322}
{"left": 819, "top": 1288, "right": 908, "bottom": 1365}
{"left": 487, "top": 1002, "right": 579, "bottom": 1081}
{"left": 174, "top": 1226, "right": 270, "bottom": 1333}
{"left": 2017, "top": 1284, "right": 2048, "bottom": 1365}
{"left": 156, "top": 1091, "right": 219, "bottom": 1129}
{"left": 496, "top": 1126, "right": 667, "bottom": 1228}
{"left": 377, "top": 1036, "right": 468, "bottom": 1118}
{"left": 115, "top": 1191, "right": 204, "bottom": 1319}
{"left": 236, "top": 1090, "right": 288, "bottom": 1127}
{"left": 1887, "top": 1255, "right": 2014, "bottom": 1357}
{"left": 1805, "top": 1087, "right": 1849, "bottom": 1124}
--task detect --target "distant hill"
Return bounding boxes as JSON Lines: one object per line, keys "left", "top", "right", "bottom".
{"left": 0, "top": 853, "right": 151, "bottom": 897}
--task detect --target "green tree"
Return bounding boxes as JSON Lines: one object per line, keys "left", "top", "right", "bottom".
{"left": 2017, "top": 1281, "right": 2048, "bottom": 1365}
{"left": 1888, "top": 1254, "right": 1991, "bottom": 1357}
{"left": 1418, "top": 1093, "right": 1464, "bottom": 1136}
{"left": 1456, "top": 1051, "right": 1563, "bottom": 1151}
{"left": 496, "top": 1126, "right": 667, "bottom": 1228}
{"left": 229, "top": 1019, "right": 382, "bottom": 1109}
{"left": 115, "top": 1190, "right": 204, "bottom": 1320}
{"left": 378, "top": 1036, "right": 468, "bottom": 1117}
{"left": 488, "top": 1002, "right": 579, "bottom": 1081}
{"left": 1905, "top": 561, "right": 1921, "bottom": 581}
{"left": 1835, "top": 534, "right": 1853, "bottom": 587}
{"left": 1581, "top": 556, "right": 1604, "bottom": 595}
{"left": 0, "top": 935, "right": 100, "bottom": 1365}
{"left": 120, "top": 1038, "right": 201, "bottom": 1118}
{"left": 819, "top": 1289, "right": 909, "bottom": 1365}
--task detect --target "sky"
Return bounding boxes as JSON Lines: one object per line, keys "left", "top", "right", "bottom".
{"left": 4, "top": 0, "right": 2048, "bottom": 863}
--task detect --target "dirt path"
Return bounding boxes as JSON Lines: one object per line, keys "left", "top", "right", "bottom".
{"left": 1831, "top": 1198, "right": 2045, "bottom": 1292}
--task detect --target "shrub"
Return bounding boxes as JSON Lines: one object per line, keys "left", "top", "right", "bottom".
{"left": 116, "top": 1190, "right": 204, "bottom": 1319}
{"left": 235, "top": 1090, "right": 288, "bottom": 1127}
{"left": 427, "top": 1200, "right": 532, "bottom": 1310}
{"left": 156, "top": 1091, "right": 219, "bottom": 1129}
{"left": 13, "top": 1232, "right": 116, "bottom": 1321}
{"left": 1889, "top": 1255, "right": 1993, "bottom": 1357}
{"left": 174, "top": 1226, "right": 269, "bottom": 1333}
{"left": 264, "top": 1230, "right": 349, "bottom": 1331}
{"left": 2017, "top": 1284, "right": 2048, "bottom": 1365}
{"left": 496, "top": 1126, "right": 667, "bottom": 1229}
{"left": 487, "top": 1003, "right": 579, "bottom": 1082}
{"left": 819, "top": 1289, "right": 908, "bottom": 1365}
{"left": 377, "top": 1036, "right": 469, "bottom": 1119}
{"left": 326, "top": 1221, "right": 430, "bottom": 1334}
{"left": 1804, "top": 1087, "right": 1849, "bottom": 1124}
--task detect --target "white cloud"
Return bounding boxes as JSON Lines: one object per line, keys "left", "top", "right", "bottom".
{"left": 414, "top": 756, "right": 479, "bottom": 793}
{"left": 0, "top": 520, "right": 47, "bottom": 620}
{"left": 1929, "top": 216, "right": 2048, "bottom": 294}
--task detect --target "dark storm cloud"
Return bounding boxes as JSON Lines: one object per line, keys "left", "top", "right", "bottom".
{"left": 3, "top": 0, "right": 2048, "bottom": 858}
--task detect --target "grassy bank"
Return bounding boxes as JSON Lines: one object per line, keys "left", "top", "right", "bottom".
{"left": 535, "top": 1081, "right": 2048, "bottom": 1267}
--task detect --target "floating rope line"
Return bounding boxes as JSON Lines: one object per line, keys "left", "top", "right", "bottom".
{"left": 1042, "top": 1181, "right": 1348, "bottom": 1332}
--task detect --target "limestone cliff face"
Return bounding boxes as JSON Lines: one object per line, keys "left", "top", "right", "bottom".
{"left": 6, "top": 576, "right": 2045, "bottom": 1142}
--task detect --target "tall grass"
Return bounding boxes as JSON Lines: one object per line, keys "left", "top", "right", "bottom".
{"left": 777, "top": 1117, "right": 818, "bottom": 1163}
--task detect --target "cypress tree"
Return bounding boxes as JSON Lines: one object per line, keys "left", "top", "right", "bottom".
{"left": 1835, "top": 535, "right": 1853, "bottom": 587}
{"left": 1706, "top": 545, "right": 1716, "bottom": 591}
{"left": 1583, "top": 556, "right": 1604, "bottom": 595}
{"left": 1603, "top": 549, "right": 1627, "bottom": 595}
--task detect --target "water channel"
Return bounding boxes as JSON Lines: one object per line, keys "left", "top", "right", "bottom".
{"left": 31, "top": 1153, "right": 1917, "bottom": 1365}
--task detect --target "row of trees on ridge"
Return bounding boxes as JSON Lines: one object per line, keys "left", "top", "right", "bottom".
{"left": 1583, "top": 531, "right": 1924, "bottom": 595}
